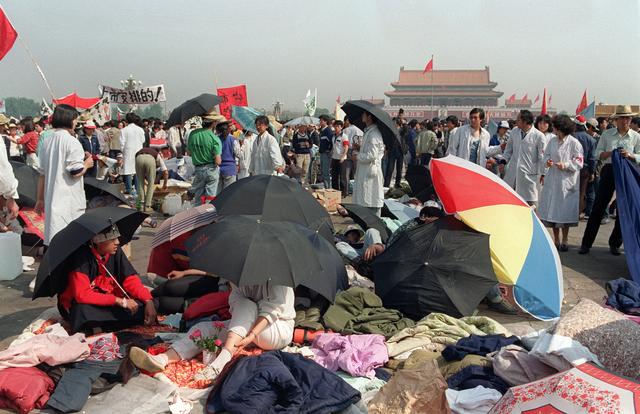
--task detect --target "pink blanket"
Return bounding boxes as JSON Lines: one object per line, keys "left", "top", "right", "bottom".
{"left": 311, "top": 333, "right": 388, "bottom": 378}
{"left": 0, "top": 333, "right": 90, "bottom": 370}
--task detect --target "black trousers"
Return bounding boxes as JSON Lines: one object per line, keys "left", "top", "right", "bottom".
{"left": 330, "top": 159, "right": 349, "bottom": 196}
{"left": 152, "top": 275, "right": 219, "bottom": 314}
{"left": 384, "top": 151, "right": 404, "bottom": 187}
{"left": 581, "top": 164, "right": 622, "bottom": 249}
{"left": 61, "top": 302, "right": 145, "bottom": 334}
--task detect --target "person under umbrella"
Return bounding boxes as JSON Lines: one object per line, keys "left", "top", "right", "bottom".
{"left": 129, "top": 216, "right": 342, "bottom": 381}
{"left": 58, "top": 224, "right": 157, "bottom": 334}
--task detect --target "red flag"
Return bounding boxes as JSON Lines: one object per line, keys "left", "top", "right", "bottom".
{"left": 336, "top": 95, "right": 341, "bottom": 103}
{"left": 521, "top": 94, "right": 528, "bottom": 103}
{"left": 0, "top": 6, "right": 18, "bottom": 61}
{"left": 576, "top": 90, "right": 588, "bottom": 114}
{"left": 507, "top": 93, "right": 516, "bottom": 102}
{"left": 534, "top": 94, "right": 540, "bottom": 104}
{"left": 422, "top": 57, "right": 433, "bottom": 73}
{"left": 217, "top": 85, "right": 248, "bottom": 127}
{"left": 540, "top": 88, "right": 547, "bottom": 115}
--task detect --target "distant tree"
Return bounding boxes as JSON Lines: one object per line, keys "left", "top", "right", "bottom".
{"left": 134, "top": 104, "right": 164, "bottom": 119}
{"left": 4, "top": 97, "right": 40, "bottom": 119}
{"left": 314, "top": 107, "right": 331, "bottom": 116}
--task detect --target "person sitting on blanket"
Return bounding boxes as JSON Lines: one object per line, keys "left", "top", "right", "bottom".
{"left": 58, "top": 225, "right": 158, "bottom": 334}
{"left": 335, "top": 201, "right": 444, "bottom": 262}
{"left": 129, "top": 281, "right": 295, "bottom": 381}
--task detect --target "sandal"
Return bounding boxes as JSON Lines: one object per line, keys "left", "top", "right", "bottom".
{"left": 559, "top": 244, "right": 569, "bottom": 252}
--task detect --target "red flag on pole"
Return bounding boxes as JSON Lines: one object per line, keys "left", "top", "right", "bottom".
{"left": 534, "top": 94, "right": 540, "bottom": 104}
{"left": 217, "top": 85, "right": 248, "bottom": 127}
{"left": 540, "top": 88, "right": 547, "bottom": 115}
{"left": 507, "top": 93, "right": 516, "bottom": 102}
{"left": 336, "top": 95, "right": 341, "bottom": 103}
{"left": 576, "top": 90, "right": 588, "bottom": 114}
{"left": 0, "top": 6, "right": 18, "bottom": 61}
{"left": 521, "top": 94, "right": 528, "bottom": 103}
{"left": 422, "top": 57, "right": 433, "bottom": 74}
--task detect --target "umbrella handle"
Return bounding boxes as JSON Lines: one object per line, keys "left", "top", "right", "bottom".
{"left": 99, "top": 261, "right": 132, "bottom": 300}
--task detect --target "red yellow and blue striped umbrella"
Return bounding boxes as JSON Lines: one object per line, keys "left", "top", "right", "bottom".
{"left": 431, "top": 155, "right": 563, "bottom": 320}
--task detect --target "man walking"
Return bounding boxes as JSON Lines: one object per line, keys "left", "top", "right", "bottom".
{"left": 501, "top": 110, "right": 546, "bottom": 206}
{"left": 580, "top": 105, "right": 640, "bottom": 255}
{"left": 447, "top": 108, "right": 501, "bottom": 167}
{"left": 572, "top": 115, "right": 597, "bottom": 218}
{"left": 187, "top": 112, "right": 223, "bottom": 205}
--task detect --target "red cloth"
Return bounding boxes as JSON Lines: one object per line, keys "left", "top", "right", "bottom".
{"left": 147, "top": 232, "right": 191, "bottom": 277}
{"left": 0, "top": 367, "right": 54, "bottom": 414}
{"left": 183, "top": 291, "right": 231, "bottom": 321}
{"left": 18, "top": 208, "right": 45, "bottom": 240}
{"left": 59, "top": 247, "right": 152, "bottom": 311}
{"left": 17, "top": 131, "right": 39, "bottom": 154}
{"left": 53, "top": 93, "right": 100, "bottom": 109}
{"left": 0, "top": 8, "right": 17, "bottom": 61}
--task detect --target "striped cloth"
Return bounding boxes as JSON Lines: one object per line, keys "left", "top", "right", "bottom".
{"left": 151, "top": 204, "right": 218, "bottom": 248}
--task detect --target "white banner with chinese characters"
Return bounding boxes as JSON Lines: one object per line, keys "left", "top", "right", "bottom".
{"left": 100, "top": 84, "right": 166, "bottom": 105}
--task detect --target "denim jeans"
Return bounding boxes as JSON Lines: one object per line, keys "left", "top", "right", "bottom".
{"left": 123, "top": 174, "right": 137, "bottom": 196}
{"left": 192, "top": 164, "right": 220, "bottom": 205}
{"left": 320, "top": 152, "right": 332, "bottom": 189}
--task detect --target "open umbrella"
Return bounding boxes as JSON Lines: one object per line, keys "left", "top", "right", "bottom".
{"left": 490, "top": 363, "right": 639, "bottom": 414}
{"left": 284, "top": 116, "right": 320, "bottom": 126}
{"left": 341, "top": 100, "right": 400, "bottom": 148}
{"left": 213, "top": 175, "right": 334, "bottom": 242}
{"left": 152, "top": 204, "right": 218, "bottom": 249}
{"left": 382, "top": 199, "right": 419, "bottom": 223}
{"left": 10, "top": 161, "right": 39, "bottom": 207}
{"left": 340, "top": 203, "right": 391, "bottom": 244}
{"left": 231, "top": 106, "right": 282, "bottom": 142}
{"left": 166, "top": 94, "right": 222, "bottom": 127}
{"left": 84, "top": 176, "right": 129, "bottom": 205}
{"left": 33, "top": 207, "right": 147, "bottom": 299}
{"left": 372, "top": 216, "right": 497, "bottom": 319}
{"left": 185, "top": 216, "right": 340, "bottom": 301}
{"left": 431, "top": 155, "right": 563, "bottom": 320}
{"left": 405, "top": 164, "right": 433, "bottom": 197}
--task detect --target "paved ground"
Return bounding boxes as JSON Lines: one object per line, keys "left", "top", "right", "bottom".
{"left": 0, "top": 204, "right": 630, "bottom": 349}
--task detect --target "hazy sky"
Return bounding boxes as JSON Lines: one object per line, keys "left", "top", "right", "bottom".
{"left": 1, "top": 0, "right": 639, "bottom": 113}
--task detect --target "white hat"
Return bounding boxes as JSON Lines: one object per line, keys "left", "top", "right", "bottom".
{"left": 498, "top": 120, "right": 509, "bottom": 129}
{"left": 83, "top": 120, "right": 97, "bottom": 129}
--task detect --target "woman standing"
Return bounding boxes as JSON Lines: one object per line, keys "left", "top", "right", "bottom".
{"left": 538, "top": 115, "right": 584, "bottom": 251}
{"left": 353, "top": 110, "right": 385, "bottom": 216}
{"left": 35, "top": 104, "right": 94, "bottom": 246}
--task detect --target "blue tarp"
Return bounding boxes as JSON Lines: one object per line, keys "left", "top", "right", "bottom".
{"left": 612, "top": 150, "right": 640, "bottom": 283}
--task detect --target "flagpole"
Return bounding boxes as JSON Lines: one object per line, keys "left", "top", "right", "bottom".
{"left": 17, "top": 37, "right": 55, "bottom": 101}
{"left": 430, "top": 54, "right": 434, "bottom": 119}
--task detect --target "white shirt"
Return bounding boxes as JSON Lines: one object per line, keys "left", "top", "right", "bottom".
{"left": 120, "top": 123, "right": 146, "bottom": 175}
{"left": 446, "top": 124, "right": 500, "bottom": 165}
{"left": 249, "top": 131, "right": 284, "bottom": 175}
{"left": 37, "top": 129, "right": 87, "bottom": 245}
{"left": 331, "top": 132, "right": 349, "bottom": 160}
{"left": 0, "top": 139, "right": 18, "bottom": 199}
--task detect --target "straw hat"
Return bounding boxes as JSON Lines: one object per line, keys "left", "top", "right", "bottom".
{"left": 202, "top": 111, "right": 227, "bottom": 122}
{"left": 0, "top": 114, "right": 9, "bottom": 125}
{"left": 610, "top": 105, "right": 637, "bottom": 118}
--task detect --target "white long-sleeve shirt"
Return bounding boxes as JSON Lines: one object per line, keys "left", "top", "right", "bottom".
{"left": 249, "top": 131, "right": 284, "bottom": 175}
{"left": 229, "top": 284, "right": 296, "bottom": 324}
{"left": 0, "top": 139, "right": 18, "bottom": 199}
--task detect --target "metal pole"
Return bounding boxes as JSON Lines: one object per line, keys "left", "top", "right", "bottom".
{"left": 18, "top": 37, "right": 56, "bottom": 101}
{"left": 430, "top": 55, "right": 434, "bottom": 119}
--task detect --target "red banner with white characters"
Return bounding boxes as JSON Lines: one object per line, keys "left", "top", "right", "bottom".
{"left": 217, "top": 85, "right": 248, "bottom": 126}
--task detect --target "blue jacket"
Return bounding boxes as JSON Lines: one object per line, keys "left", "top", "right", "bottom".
{"left": 207, "top": 351, "right": 360, "bottom": 414}
{"left": 573, "top": 130, "right": 597, "bottom": 173}
{"left": 319, "top": 126, "right": 334, "bottom": 154}
{"left": 79, "top": 133, "right": 100, "bottom": 156}
{"left": 219, "top": 134, "right": 236, "bottom": 177}
{"left": 405, "top": 128, "right": 417, "bottom": 158}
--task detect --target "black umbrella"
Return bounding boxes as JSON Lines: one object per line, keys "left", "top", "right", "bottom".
{"left": 10, "top": 161, "right": 39, "bottom": 207}
{"left": 405, "top": 164, "right": 433, "bottom": 196}
{"left": 166, "top": 94, "right": 222, "bottom": 127}
{"left": 33, "top": 207, "right": 147, "bottom": 299}
{"left": 213, "top": 175, "right": 334, "bottom": 242}
{"left": 84, "top": 176, "right": 129, "bottom": 205}
{"left": 341, "top": 100, "right": 400, "bottom": 148}
{"left": 372, "top": 216, "right": 497, "bottom": 319}
{"left": 185, "top": 216, "right": 340, "bottom": 301}
{"left": 340, "top": 203, "right": 392, "bottom": 244}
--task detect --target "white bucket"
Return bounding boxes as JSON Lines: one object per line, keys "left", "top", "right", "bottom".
{"left": 162, "top": 194, "right": 183, "bottom": 216}
{"left": 0, "top": 232, "right": 22, "bottom": 280}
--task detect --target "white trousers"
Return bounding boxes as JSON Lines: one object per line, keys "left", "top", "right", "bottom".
{"left": 172, "top": 295, "right": 294, "bottom": 360}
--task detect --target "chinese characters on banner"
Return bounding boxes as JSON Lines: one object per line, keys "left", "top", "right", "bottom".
{"left": 86, "top": 96, "right": 111, "bottom": 126}
{"left": 217, "top": 85, "right": 248, "bottom": 123}
{"left": 100, "top": 84, "right": 166, "bottom": 105}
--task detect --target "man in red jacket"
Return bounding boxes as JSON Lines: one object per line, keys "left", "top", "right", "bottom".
{"left": 58, "top": 225, "right": 157, "bottom": 333}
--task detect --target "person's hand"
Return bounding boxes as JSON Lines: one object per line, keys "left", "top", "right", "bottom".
{"left": 556, "top": 162, "right": 565, "bottom": 171}
{"left": 167, "top": 270, "right": 186, "bottom": 279}
{"left": 275, "top": 166, "right": 284, "bottom": 174}
{"left": 589, "top": 174, "right": 595, "bottom": 183}
{"left": 122, "top": 299, "right": 139, "bottom": 313}
{"left": 162, "top": 183, "right": 168, "bottom": 190}
{"left": 144, "top": 301, "right": 157, "bottom": 325}
{"left": 540, "top": 175, "right": 545, "bottom": 185}
{"left": 546, "top": 159, "right": 554, "bottom": 167}
{"left": 500, "top": 143, "right": 507, "bottom": 150}
{"left": 237, "top": 331, "right": 256, "bottom": 348}
{"left": 84, "top": 157, "right": 94, "bottom": 170}
{"left": 363, "top": 244, "right": 384, "bottom": 262}
{"left": 4, "top": 198, "right": 19, "bottom": 220}
{"left": 34, "top": 199, "right": 45, "bottom": 216}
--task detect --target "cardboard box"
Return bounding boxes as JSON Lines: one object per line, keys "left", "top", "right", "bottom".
{"left": 313, "top": 189, "right": 342, "bottom": 212}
